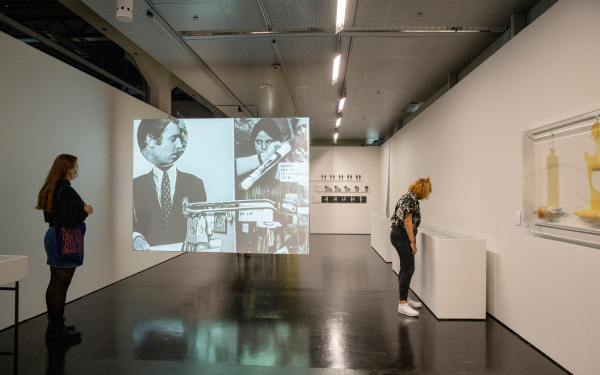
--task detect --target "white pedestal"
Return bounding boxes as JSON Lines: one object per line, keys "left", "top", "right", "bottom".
{"left": 395, "top": 224, "right": 486, "bottom": 320}
{"left": 370, "top": 213, "right": 394, "bottom": 262}
{"left": 0, "top": 255, "right": 28, "bottom": 286}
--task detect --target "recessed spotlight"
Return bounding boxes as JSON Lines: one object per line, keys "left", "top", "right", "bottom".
{"left": 260, "top": 84, "right": 271, "bottom": 89}
{"left": 296, "top": 84, "right": 310, "bottom": 89}
{"left": 272, "top": 64, "right": 281, "bottom": 70}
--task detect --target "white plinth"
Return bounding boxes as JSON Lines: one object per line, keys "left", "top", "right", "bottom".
{"left": 0, "top": 255, "right": 29, "bottom": 286}
{"left": 394, "top": 224, "right": 486, "bottom": 320}
{"left": 370, "top": 213, "right": 394, "bottom": 262}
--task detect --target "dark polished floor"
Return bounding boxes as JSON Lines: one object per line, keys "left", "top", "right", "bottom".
{"left": 0, "top": 235, "right": 568, "bottom": 374}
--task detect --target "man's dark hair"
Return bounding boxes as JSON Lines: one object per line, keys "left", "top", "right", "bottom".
{"left": 137, "top": 119, "right": 172, "bottom": 150}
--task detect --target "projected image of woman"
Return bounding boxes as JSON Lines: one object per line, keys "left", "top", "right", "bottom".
{"left": 235, "top": 119, "right": 283, "bottom": 182}
{"left": 36, "top": 154, "right": 93, "bottom": 345}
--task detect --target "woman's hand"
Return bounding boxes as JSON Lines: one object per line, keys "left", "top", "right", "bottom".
{"left": 410, "top": 242, "right": 417, "bottom": 255}
{"left": 260, "top": 141, "right": 283, "bottom": 162}
{"left": 84, "top": 204, "right": 93, "bottom": 216}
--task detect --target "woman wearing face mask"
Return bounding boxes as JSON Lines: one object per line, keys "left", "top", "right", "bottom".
{"left": 36, "top": 154, "right": 93, "bottom": 345}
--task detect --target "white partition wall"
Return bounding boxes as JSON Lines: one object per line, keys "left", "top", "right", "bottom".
{"left": 0, "top": 32, "right": 179, "bottom": 330}
{"left": 370, "top": 213, "right": 394, "bottom": 262}
{"left": 309, "top": 147, "right": 381, "bottom": 234}
{"left": 386, "top": 0, "right": 600, "bottom": 373}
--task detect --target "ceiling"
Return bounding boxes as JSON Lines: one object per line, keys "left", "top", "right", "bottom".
{"left": 2, "top": 0, "right": 549, "bottom": 144}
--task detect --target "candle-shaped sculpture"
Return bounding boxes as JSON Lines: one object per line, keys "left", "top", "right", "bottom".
{"left": 536, "top": 133, "right": 562, "bottom": 218}
{"left": 575, "top": 120, "right": 600, "bottom": 220}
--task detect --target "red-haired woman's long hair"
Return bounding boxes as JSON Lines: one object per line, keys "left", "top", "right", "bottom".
{"left": 36, "top": 154, "right": 77, "bottom": 212}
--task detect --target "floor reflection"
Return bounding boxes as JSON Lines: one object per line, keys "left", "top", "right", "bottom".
{"left": 396, "top": 316, "right": 415, "bottom": 371}
{"left": 45, "top": 341, "right": 80, "bottom": 375}
{"left": 0, "top": 235, "right": 569, "bottom": 374}
{"left": 133, "top": 319, "right": 310, "bottom": 367}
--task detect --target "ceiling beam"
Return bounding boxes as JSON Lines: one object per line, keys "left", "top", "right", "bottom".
{"left": 181, "top": 27, "right": 506, "bottom": 40}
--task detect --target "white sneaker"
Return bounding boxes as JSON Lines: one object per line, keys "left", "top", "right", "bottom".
{"left": 408, "top": 298, "right": 422, "bottom": 308}
{"left": 398, "top": 303, "right": 419, "bottom": 316}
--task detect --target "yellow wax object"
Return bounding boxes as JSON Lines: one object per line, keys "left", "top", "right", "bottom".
{"left": 547, "top": 148, "right": 559, "bottom": 207}
{"left": 575, "top": 209, "right": 600, "bottom": 220}
{"left": 584, "top": 120, "right": 600, "bottom": 211}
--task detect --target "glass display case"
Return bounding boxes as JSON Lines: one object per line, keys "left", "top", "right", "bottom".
{"left": 522, "top": 110, "right": 600, "bottom": 246}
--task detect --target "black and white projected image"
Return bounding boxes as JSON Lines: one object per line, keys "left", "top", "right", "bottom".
{"left": 234, "top": 118, "right": 310, "bottom": 254}
{"left": 132, "top": 118, "right": 235, "bottom": 252}
{"left": 132, "top": 118, "right": 309, "bottom": 254}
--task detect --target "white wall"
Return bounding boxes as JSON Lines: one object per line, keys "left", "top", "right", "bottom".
{"left": 0, "top": 32, "right": 180, "bottom": 330}
{"left": 385, "top": 0, "right": 600, "bottom": 373}
{"left": 309, "top": 147, "right": 381, "bottom": 234}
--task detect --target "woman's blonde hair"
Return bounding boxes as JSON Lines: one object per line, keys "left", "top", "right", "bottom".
{"left": 409, "top": 177, "right": 432, "bottom": 200}
{"left": 36, "top": 154, "right": 78, "bottom": 212}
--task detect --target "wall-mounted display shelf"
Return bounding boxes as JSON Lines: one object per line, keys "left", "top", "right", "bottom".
{"left": 311, "top": 174, "right": 364, "bottom": 182}
{"left": 314, "top": 184, "right": 370, "bottom": 193}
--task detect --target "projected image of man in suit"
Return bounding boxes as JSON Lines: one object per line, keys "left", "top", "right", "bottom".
{"left": 133, "top": 119, "right": 207, "bottom": 250}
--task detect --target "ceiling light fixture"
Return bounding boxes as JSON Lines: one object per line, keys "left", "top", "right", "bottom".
{"left": 404, "top": 102, "right": 420, "bottom": 113}
{"left": 259, "top": 84, "right": 271, "bottom": 89}
{"left": 116, "top": 0, "right": 133, "bottom": 22}
{"left": 334, "top": 129, "right": 339, "bottom": 141}
{"left": 338, "top": 97, "right": 346, "bottom": 113}
{"left": 336, "top": 0, "right": 347, "bottom": 34}
{"left": 338, "top": 88, "right": 347, "bottom": 113}
{"left": 335, "top": 116, "right": 341, "bottom": 128}
{"left": 332, "top": 54, "right": 341, "bottom": 85}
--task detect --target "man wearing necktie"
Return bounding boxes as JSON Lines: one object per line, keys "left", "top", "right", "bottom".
{"left": 133, "top": 119, "right": 207, "bottom": 250}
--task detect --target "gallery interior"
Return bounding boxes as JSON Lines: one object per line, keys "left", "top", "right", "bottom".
{"left": 0, "top": 0, "right": 598, "bottom": 374}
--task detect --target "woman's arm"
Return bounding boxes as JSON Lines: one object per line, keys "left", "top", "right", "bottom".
{"left": 235, "top": 154, "right": 262, "bottom": 176}
{"left": 235, "top": 141, "right": 283, "bottom": 176}
{"left": 404, "top": 213, "right": 417, "bottom": 254}
{"left": 58, "top": 187, "right": 88, "bottom": 228}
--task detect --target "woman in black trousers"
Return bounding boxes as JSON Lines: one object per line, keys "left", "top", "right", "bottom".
{"left": 390, "top": 177, "right": 431, "bottom": 317}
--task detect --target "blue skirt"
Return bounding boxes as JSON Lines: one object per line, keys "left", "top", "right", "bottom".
{"left": 44, "top": 227, "right": 84, "bottom": 268}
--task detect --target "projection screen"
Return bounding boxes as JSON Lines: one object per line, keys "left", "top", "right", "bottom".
{"left": 133, "top": 118, "right": 309, "bottom": 254}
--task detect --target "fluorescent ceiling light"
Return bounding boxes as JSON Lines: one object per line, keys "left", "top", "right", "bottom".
{"left": 332, "top": 54, "right": 341, "bottom": 85}
{"left": 338, "top": 97, "right": 346, "bottom": 113}
{"left": 336, "top": 0, "right": 347, "bottom": 34}
{"left": 334, "top": 132, "right": 338, "bottom": 140}
{"left": 335, "top": 117, "right": 341, "bottom": 127}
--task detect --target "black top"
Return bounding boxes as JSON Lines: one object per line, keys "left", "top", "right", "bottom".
{"left": 44, "top": 179, "right": 88, "bottom": 228}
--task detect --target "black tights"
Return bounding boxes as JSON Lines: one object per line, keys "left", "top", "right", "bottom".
{"left": 46, "top": 267, "right": 75, "bottom": 323}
